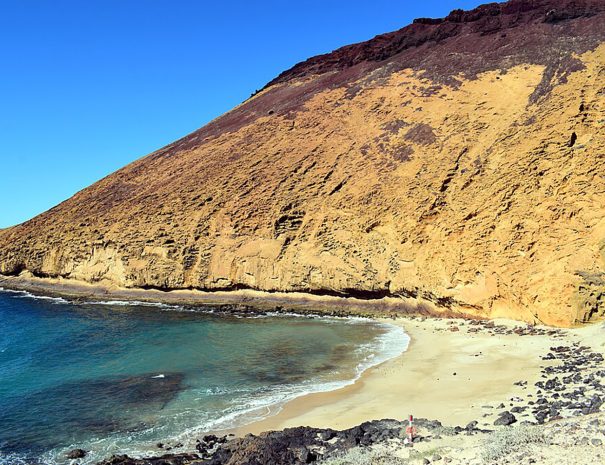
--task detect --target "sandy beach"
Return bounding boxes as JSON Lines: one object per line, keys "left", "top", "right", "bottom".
{"left": 1, "top": 274, "right": 600, "bottom": 434}
{"left": 240, "top": 317, "right": 562, "bottom": 433}
{"left": 227, "top": 318, "right": 605, "bottom": 464}
{"left": 1, "top": 275, "right": 604, "bottom": 464}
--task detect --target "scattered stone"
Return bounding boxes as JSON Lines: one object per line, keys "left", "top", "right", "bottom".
{"left": 494, "top": 411, "right": 517, "bottom": 426}
{"left": 466, "top": 420, "right": 478, "bottom": 430}
{"left": 84, "top": 305, "right": 605, "bottom": 465}
{"left": 66, "top": 449, "right": 87, "bottom": 459}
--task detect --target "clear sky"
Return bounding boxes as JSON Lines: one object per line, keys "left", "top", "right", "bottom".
{"left": 0, "top": 0, "right": 488, "bottom": 228}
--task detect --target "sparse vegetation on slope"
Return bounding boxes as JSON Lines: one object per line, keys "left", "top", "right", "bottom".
{"left": 480, "top": 425, "right": 545, "bottom": 463}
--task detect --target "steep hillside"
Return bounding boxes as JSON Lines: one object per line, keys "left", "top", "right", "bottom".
{"left": 2, "top": 0, "right": 605, "bottom": 326}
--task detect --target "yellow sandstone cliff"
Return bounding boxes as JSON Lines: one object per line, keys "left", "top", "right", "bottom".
{"left": 1, "top": 0, "right": 605, "bottom": 326}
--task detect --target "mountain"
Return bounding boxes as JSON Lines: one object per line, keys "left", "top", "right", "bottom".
{"left": 2, "top": 0, "right": 605, "bottom": 326}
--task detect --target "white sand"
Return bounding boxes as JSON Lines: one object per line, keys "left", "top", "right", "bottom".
{"left": 241, "top": 317, "right": 569, "bottom": 433}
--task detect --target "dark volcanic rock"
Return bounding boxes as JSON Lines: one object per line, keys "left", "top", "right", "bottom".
{"left": 465, "top": 420, "right": 479, "bottom": 430}
{"left": 95, "top": 453, "right": 200, "bottom": 465}
{"left": 266, "top": 0, "right": 605, "bottom": 89}
{"left": 66, "top": 449, "right": 87, "bottom": 459}
{"left": 206, "top": 420, "right": 406, "bottom": 465}
{"left": 206, "top": 426, "right": 328, "bottom": 465}
{"left": 494, "top": 411, "right": 518, "bottom": 426}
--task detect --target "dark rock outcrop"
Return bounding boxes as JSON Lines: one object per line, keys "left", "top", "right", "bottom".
{"left": 96, "top": 453, "right": 200, "bottom": 465}
{"left": 494, "top": 411, "right": 518, "bottom": 426}
{"left": 266, "top": 0, "right": 605, "bottom": 88}
{"left": 66, "top": 448, "right": 87, "bottom": 459}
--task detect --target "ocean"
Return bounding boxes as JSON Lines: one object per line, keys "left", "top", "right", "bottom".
{"left": 0, "top": 288, "right": 409, "bottom": 464}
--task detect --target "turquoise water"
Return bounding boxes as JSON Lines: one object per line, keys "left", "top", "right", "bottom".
{"left": 0, "top": 288, "right": 409, "bottom": 464}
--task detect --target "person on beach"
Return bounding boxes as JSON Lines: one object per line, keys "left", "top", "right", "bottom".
{"left": 403, "top": 415, "right": 417, "bottom": 446}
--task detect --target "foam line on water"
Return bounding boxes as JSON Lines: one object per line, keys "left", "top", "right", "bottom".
{"left": 162, "top": 321, "right": 409, "bottom": 445}
{"left": 0, "top": 288, "right": 187, "bottom": 311}
{"left": 78, "top": 300, "right": 184, "bottom": 310}
{"left": 45, "top": 320, "right": 410, "bottom": 465}
{"left": 1, "top": 290, "right": 409, "bottom": 464}
{"left": 0, "top": 451, "right": 31, "bottom": 465}
{"left": 0, "top": 288, "right": 68, "bottom": 304}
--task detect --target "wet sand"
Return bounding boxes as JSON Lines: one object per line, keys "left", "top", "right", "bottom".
{"left": 239, "top": 317, "right": 566, "bottom": 433}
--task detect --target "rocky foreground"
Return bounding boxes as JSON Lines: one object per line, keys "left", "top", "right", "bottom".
{"left": 80, "top": 319, "right": 605, "bottom": 465}
{"left": 92, "top": 415, "right": 605, "bottom": 465}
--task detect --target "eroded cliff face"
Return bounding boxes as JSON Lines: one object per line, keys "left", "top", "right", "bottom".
{"left": 2, "top": 0, "right": 605, "bottom": 326}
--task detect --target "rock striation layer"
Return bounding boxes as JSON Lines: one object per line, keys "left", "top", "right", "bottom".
{"left": 2, "top": 0, "right": 605, "bottom": 326}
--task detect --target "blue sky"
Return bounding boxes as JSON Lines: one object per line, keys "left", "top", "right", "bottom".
{"left": 0, "top": 0, "right": 488, "bottom": 228}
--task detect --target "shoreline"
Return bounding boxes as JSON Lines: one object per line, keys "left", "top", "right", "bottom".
{"left": 91, "top": 314, "right": 605, "bottom": 465}
{"left": 235, "top": 317, "right": 562, "bottom": 434}
{"left": 0, "top": 284, "right": 411, "bottom": 464}
{"left": 197, "top": 318, "right": 605, "bottom": 465}
{"left": 0, "top": 274, "right": 482, "bottom": 321}
{"left": 2, "top": 276, "right": 604, "bottom": 465}
{"left": 215, "top": 318, "right": 412, "bottom": 436}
